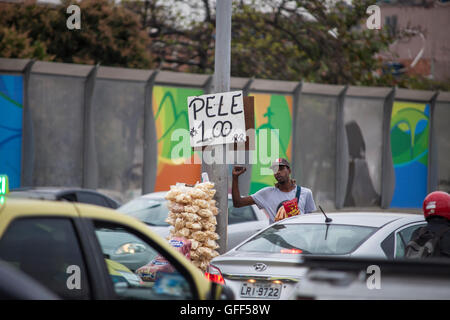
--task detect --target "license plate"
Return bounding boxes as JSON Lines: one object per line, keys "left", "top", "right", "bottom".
{"left": 240, "top": 282, "right": 282, "bottom": 299}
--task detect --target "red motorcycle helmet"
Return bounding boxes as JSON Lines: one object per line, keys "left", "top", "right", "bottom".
{"left": 423, "top": 191, "right": 450, "bottom": 220}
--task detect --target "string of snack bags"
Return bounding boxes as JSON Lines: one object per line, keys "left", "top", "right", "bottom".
{"left": 135, "top": 174, "right": 220, "bottom": 281}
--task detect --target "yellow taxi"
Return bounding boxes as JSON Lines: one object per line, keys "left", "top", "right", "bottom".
{"left": 0, "top": 197, "right": 233, "bottom": 300}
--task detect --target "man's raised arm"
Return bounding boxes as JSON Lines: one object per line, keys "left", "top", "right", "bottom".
{"left": 231, "top": 166, "right": 255, "bottom": 208}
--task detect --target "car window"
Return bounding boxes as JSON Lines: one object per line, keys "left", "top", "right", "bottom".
{"left": 76, "top": 192, "right": 108, "bottom": 207}
{"left": 395, "top": 223, "right": 427, "bottom": 259}
{"left": 0, "top": 218, "right": 91, "bottom": 299}
{"left": 237, "top": 223, "right": 377, "bottom": 255}
{"left": 59, "top": 192, "right": 77, "bottom": 202}
{"left": 228, "top": 199, "right": 256, "bottom": 225}
{"left": 93, "top": 221, "right": 195, "bottom": 300}
{"left": 120, "top": 198, "right": 257, "bottom": 226}
{"left": 381, "top": 232, "right": 395, "bottom": 259}
{"left": 118, "top": 198, "right": 170, "bottom": 227}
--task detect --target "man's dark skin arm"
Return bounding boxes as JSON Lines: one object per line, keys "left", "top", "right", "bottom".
{"left": 232, "top": 166, "right": 255, "bottom": 208}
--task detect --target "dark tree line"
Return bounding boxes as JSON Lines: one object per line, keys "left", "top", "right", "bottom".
{"left": 0, "top": 0, "right": 448, "bottom": 90}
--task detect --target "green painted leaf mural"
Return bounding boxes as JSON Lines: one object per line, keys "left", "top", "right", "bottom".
{"left": 249, "top": 94, "right": 293, "bottom": 194}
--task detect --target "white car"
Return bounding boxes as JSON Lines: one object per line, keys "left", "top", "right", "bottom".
{"left": 208, "top": 211, "right": 426, "bottom": 300}
{"left": 117, "top": 192, "right": 269, "bottom": 251}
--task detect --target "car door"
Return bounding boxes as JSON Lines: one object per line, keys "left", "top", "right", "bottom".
{"left": 88, "top": 219, "right": 202, "bottom": 300}
{"left": 0, "top": 216, "right": 94, "bottom": 299}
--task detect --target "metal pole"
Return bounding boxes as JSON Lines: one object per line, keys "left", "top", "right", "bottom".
{"left": 202, "top": 0, "right": 232, "bottom": 254}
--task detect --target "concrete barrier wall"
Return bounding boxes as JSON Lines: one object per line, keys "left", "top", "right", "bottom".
{"left": 0, "top": 58, "right": 448, "bottom": 208}
{"left": 295, "top": 83, "right": 345, "bottom": 210}
{"left": 91, "top": 67, "right": 152, "bottom": 199}
{"left": 27, "top": 61, "right": 92, "bottom": 187}
{"left": 339, "top": 87, "right": 393, "bottom": 209}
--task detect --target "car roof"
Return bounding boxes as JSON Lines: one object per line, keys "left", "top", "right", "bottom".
{"left": 8, "top": 187, "right": 105, "bottom": 199}
{"left": 281, "top": 212, "right": 424, "bottom": 228}
{"left": 8, "top": 187, "right": 120, "bottom": 204}
{"left": 0, "top": 197, "right": 79, "bottom": 217}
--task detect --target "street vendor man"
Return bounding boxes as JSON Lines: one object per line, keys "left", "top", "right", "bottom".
{"left": 232, "top": 158, "right": 316, "bottom": 224}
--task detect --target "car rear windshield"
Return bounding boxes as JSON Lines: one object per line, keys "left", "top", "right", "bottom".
{"left": 236, "top": 223, "right": 377, "bottom": 255}
{"left": 117, "top": 198, "right": 169, "bottom": 227}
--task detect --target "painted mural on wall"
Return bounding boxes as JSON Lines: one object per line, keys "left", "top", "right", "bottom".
{"left": 390, "top": 101, "right": 429, "bottom": 208}
{"left": 0, "top": 75, "right": 23, "bottom": 189}
{"left": 152, "top": 86, "right": 203, "bottom": 191}
{"left": 249, "top": 93, "right": 293, "bottom": 194}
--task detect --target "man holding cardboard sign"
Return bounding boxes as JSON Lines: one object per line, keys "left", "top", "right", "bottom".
{"left": 232, "top": 158, "right": 316, "bottom": 224}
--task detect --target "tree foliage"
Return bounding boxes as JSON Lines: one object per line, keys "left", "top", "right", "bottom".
{"left": 0, "top": 25, "right": 49, "bottom": 60}
{"left": 0, "top": 0, "right": 152, "bottom": 68}
{"left": 122, "top": 0, "right": 216, "bottom": 73}
{"left": 231, "top": 0, "right": 394, "bottom": 86}
{"left": 122, "top": 0, "right": 396, "bottom": 85}
{"left": 229, "top": 0, "right": 449, "bottom": 90}
{"left": 0, "top": 0, "right": 447, "bottom": 90}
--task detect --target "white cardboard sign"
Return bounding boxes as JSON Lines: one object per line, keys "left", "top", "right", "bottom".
{"left": 187, "top": 90, "right": 246, "bottom": 148}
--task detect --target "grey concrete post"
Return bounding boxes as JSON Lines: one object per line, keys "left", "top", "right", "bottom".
{"left": 204, "top": 75, "right": 214, "bottom": 94}
{"left": 142, "top": 70, "right": 159, "bottom": 194}
{"left": 428, "top": 91, "right": 440, "bottom": 193}
{"left": 82, "top": 64, "right": 98, "bottom": 189}
{"left": 380, "top": 88, "right": 396, "bottom": 209}
{"left": 291, "top": 82, "right": 303, "bottom": 176}
{"left": 335, "top": 86, "right": 348, "bottom": 209}
{"left": 21, "top": 60, "right": 35, "bottom": 187}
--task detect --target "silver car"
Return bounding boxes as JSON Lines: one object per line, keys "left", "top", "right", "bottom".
{"left": 209, "top": 212, "right": 426, "bottom": 300}
{"left": 117, "top": 192, "right": 269, "bottom": 251}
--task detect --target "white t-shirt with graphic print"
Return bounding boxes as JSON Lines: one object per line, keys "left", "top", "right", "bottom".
{"left": 251, "top": 185, "right": 316, "bottom": 224}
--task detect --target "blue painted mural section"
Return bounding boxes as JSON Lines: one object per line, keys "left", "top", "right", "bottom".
{"left": 0, "top": 75, "right": 23, "bottom": 189}
{"left": 390, "top": 102, "right": 429, "bottom": 208}
{"left": 390, "top": 161, "right": 428, "bottom": 208}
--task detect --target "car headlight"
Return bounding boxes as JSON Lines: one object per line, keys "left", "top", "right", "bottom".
{"left": 115, "top": 243, "right": 147, "bottom": 255}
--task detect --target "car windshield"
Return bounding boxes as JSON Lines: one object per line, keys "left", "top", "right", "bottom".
{"left": 237, "top": 223, "right": 377, "bottom": 255}
{"left": 118, "top": 198, "right": 169, "bottom": 227}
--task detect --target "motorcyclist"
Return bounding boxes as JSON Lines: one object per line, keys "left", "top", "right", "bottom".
{"left": 405, "top": 191, "right": 450, "bottom": 259}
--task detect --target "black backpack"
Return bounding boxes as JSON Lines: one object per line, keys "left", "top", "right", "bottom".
{"left": 405, "top": 226, "right": 450, "bottom": 259}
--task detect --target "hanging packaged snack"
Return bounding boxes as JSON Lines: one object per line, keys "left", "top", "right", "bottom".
{"left": 164, "top": 179, "right": 220, "bottom": 272}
